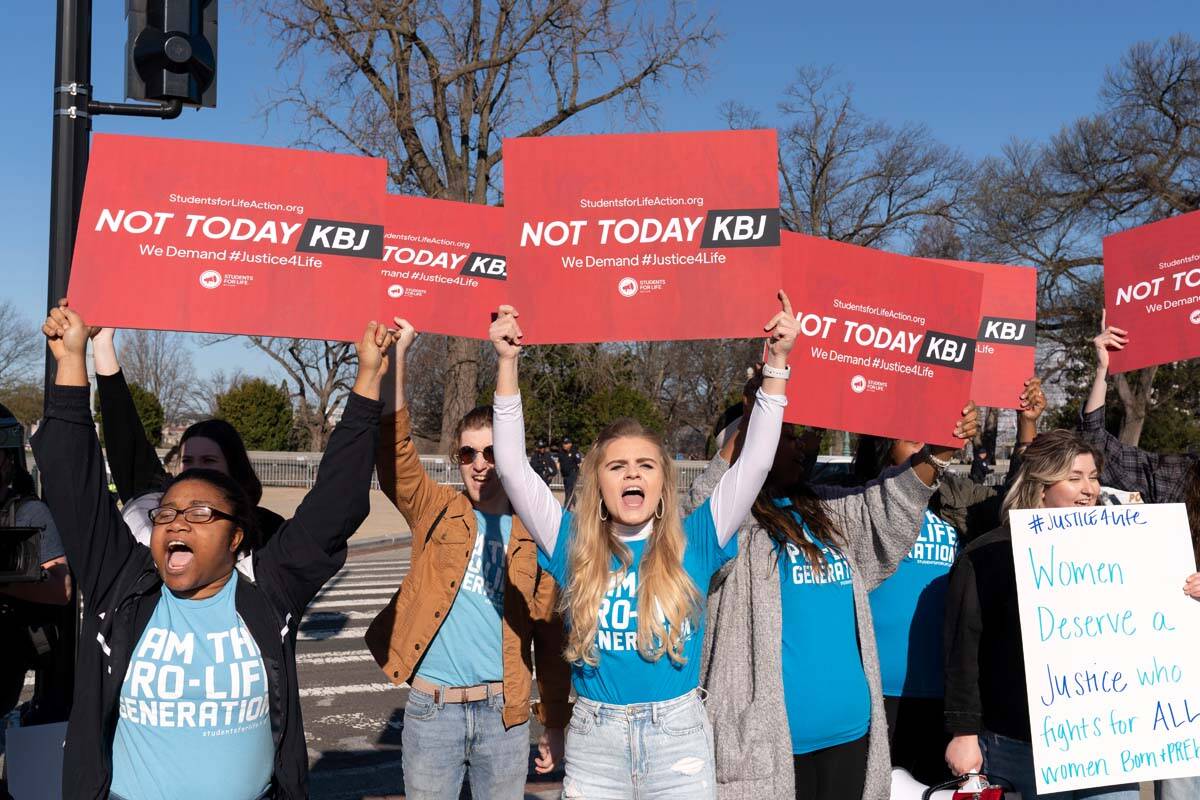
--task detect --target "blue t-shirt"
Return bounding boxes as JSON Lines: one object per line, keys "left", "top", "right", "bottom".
{"left": 111, "top": 571, "right": 273, "bottom": 800}
{"left": 416, "top": 511, "right": 512, "bottom": 686}
{"left": 538, "top": 498, "right": 736, "bottom": 704}
{"left": 776, "top": 504, "right": 870, "bottom": 754}
{"left": 869, "top": 508, "right": 958, "bottom": 698}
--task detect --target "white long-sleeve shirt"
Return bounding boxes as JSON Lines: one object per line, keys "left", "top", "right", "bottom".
{"left": 492, "top": 388, "right": 786, "bottom": 557}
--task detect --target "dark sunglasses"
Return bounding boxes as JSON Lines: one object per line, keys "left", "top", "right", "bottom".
{"left": 457, "top": 445, "right": 495, "bottom": 465}
{"left": 148, "top": 505, "right": 241, "bottom": 526}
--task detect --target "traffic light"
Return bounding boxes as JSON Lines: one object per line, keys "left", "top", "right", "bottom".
{"left": 126, "top": 0, "right": 217, "bottom": 108}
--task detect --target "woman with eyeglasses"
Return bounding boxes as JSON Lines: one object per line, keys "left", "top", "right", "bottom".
{"left": 363, "top": 318, "right": 570, "bottom": 800}
{"left": 34, "top": 300, "right": 394, "bottom": 800}
{"left": 89, "top": 328, "right": 285, "bottom": 569}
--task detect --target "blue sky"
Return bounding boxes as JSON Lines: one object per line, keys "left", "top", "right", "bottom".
{"left": 1, "top": 1, "right": 1193, "bottom": 381}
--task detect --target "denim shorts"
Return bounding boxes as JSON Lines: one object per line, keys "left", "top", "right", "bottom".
{"left": 562, "top": 690, "right": 715, "bottom": 800}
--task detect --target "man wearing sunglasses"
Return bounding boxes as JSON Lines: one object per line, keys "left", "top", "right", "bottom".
{"left": 364, "top": 319, "right": 570, "bottom": 800}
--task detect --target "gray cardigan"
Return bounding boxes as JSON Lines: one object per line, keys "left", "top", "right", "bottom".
{"left": 689, "top": 456, "right": 937, "bottom": 800}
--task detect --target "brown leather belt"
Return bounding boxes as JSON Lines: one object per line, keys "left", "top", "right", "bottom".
{"left": 410, "top": 676, "right": 503, "bottom": 704}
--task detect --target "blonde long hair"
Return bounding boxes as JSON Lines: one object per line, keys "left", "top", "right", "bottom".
{"left": 562, "top": 418, "right": 701, "bottom": 667}
{"left": 1002, "top": 429, "right": 1103, "bottom": 518}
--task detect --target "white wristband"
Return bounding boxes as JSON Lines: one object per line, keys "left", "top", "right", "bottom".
{"left": 761, "top": 363, "right": 791, "bottom": 380}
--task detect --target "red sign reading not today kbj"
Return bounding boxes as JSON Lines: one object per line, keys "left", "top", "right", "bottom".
{"left": 1104, "top": 209, "right": 1200, "bottom": 373}
{"left": 781, "top": 233, "right": 984, "bottom": 447}
{"left": 69, "top": 133, "right": 387, "bottom": 342}
{"left": 929, "top": 259, "right": 1037, "bottom": 410}
{"left": 375, "top": 195, "right": 509, "bottom": 339}
{"left": 502, "top": 129, "right": 783, "bottom": 344}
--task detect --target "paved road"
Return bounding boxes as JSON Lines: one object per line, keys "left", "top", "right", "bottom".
{"left": 298, "top": 545, "right": 564, "bottom": 799}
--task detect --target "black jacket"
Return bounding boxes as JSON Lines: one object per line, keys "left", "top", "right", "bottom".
{"left": 33, "top": 385, "right": 382, "bottom": 800}
{"left": 556, "top": 449, "right": 581, "bottom": 480}
{"left": 96, "top": 370, "right": 286, "bottom": 541}
{"left": 531, "top": 451, "right": 558, "bottom": 483}
{"left": 943, "top": 523, "right": 1030, "bottom": 742}
{"left": 968, "top": 455, "right": 992, "bottom": 484}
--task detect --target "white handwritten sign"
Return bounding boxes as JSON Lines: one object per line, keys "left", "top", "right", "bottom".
{"left": 1011, "top": 504, "right": 1200, "bottom": 793}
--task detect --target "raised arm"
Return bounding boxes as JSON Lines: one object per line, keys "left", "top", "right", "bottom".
{"left": 92, "top": 329, "right": 169, "bottom": 502}
{"left": 707, "top": 389, "right": 786, "bottom": 545}
{"left": 814, "top": 464, "right": 938, "bottom": 588}
{"left": 706, "top": 290, "right": 798, "bottom": 545}
{"left": 256, "top": 321, "right": 393, "bottom": 612}
{"left": 490, "top": 306, "right": 564, "bottom": 555}
{"left": 33, "top": 301, "right": 144, "bottom": 610}
{"left": 1077, "top": 327, "right": 1193, "bottom": 501}
{"left": 375, "top": 320, "right": 450, "bottom": 561}
{"left": 1085, "top": 323, "right": 1127, "bottom": 415}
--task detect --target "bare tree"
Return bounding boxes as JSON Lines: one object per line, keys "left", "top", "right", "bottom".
{"left": 909, "top": 217, "right": 965, "bottom": 260}
{"left": 725, "top": 66, "right": 969, "bottom": 250}
{"left": 240, "top": 337, "right": 357, "bottom": 451}
{"left": 255, "top": 0, "right": 718, "bottom": 451}
{"left": 0, "top": 300, "right": 41, "bottom": 387}
{"left": 959, "top": 35, "right": 1200, "bottom": 444}
{"left": 627, "top": 338, "right": 761, "bottom": 455}
{"left": 184, "top": 367, "right": 249, "bottom": 420}
{"left": 116, "top": 330, "right": 196, "bottom": 422}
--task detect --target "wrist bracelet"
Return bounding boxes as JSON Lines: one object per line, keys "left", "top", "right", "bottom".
{"left": 761, "top": 363, "right": 791, "bottom": 380}
{"left": 922, "top": 447, "right": 953, "bottom": 471}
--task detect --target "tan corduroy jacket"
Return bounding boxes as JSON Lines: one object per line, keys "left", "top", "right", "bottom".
{"left": 364, "top": 407, "right": 572, "bottom": 729}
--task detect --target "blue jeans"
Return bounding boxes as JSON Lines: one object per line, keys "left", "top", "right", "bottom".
{"left": 979, "top": 732, "right": 1139, "bottom": 799}
{"left": 562, "top": 690, "right": 716, "bottom": 799}
{"left": 1156, "top": 776, "right": 1200, "bottom": 800}
{"left": 400, "top": 687, "right": 530, "bottom": 800}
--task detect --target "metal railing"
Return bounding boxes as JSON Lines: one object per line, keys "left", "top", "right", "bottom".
{"left": 242, "top": 452, "right": 715, "bottom": 493}
{"left": 25, "top": 447, "right": 1006, "bottom": 494}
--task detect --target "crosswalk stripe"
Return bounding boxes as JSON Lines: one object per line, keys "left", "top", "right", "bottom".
{"left": 298, "top": 625, "right": 371, "bottom": 641}
{"left": 303, "top": 610, "right": 386, "bottom": 622}
{"left": 318, "top": 580, "right": 404, "bottom": 592}
{"left": 307, "top": 598, "right": 394, "bottom": 610}
{"left": 333, "top": 568, "right": 412, "bottom": 575}
{"left": 299, "top": 682, "right": 403, "bottom": 698}
{"left": 314, "top": 587, "right": 406, "bottom": 599}
{"left": 326, "top": 574, "right": 408, "bottom": 583}
{"left": 328, "top": 568, "right": 408, "bottom": 575}
{"left": 335, "top": 562, "right": 411, "bottom": 572}
{"left": 295, "top": 648, "right": 376, "bottom": 665}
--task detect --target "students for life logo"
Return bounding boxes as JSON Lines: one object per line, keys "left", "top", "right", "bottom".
{"left": 387, "top": 284, "right": 405, "bottom": 298}
{"left": 199, "top": 270, "right": 223, "bottom": 289}
{"left": 850, "top": 374, "right": 867, "bottom": 394}
{"left": 618, "top": 277, "right": 639, "bottom": 298}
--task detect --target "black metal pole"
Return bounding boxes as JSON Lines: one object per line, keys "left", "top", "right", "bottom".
{"left": 45, "top": 0, "right": 93, "bottom": 395}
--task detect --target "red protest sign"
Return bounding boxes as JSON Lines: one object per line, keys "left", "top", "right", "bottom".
{"left": 503, "top": 130, "right": 782, "bottom": 344}
{"left": 376, "top": 196, "right": 508, "bottom": 339}
{"left": 930, "top": 259, "right": 1037, "bottom": 409}
{"left": 781, "top": 233, "right": 983, "bottom": 447}
{"left": 69, "top": 134, "right": 387, "bottom": 341}
{"left": 1103, "top": 210, "right": 1200, "bottom": 373}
